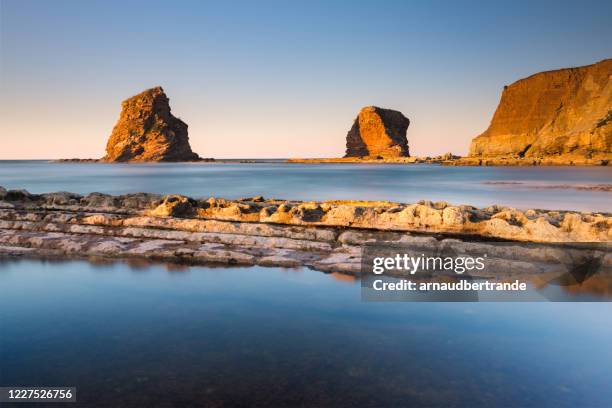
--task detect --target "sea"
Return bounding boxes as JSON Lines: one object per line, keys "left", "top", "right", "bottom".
{"left": 1, "top": 161, "right": 611, "bottom": 407}
{"left": 0, "top": 160, "right": 611, "bottom": 212}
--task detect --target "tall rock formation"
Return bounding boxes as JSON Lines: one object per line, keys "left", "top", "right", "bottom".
{"left": 103, "top": 87, "right": 200, "bottom": 162}
{"left": 345, "top": 106, "right": 410, "bottom": 158}
{"left": 469, "top": 59, "right": 612, "bottom": 162}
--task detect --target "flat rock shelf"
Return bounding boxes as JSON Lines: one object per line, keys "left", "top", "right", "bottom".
{"left": 0, "top": 186, "right": 610, "bottom": 275}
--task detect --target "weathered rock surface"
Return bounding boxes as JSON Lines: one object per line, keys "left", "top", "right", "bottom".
{"left": 103, "top": 87, "right": 200, "bottom": 162}
{"left": 469, "top": 59, "right": 612, "bottom": 164}
{"left": 345, "top": 106, "right": 410, "bottom": 158}
{"left": 0, "top": 187, "right": 610, "bottom": 274}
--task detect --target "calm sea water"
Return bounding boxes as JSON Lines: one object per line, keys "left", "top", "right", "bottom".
{"left": 1, "top": 259, "right": 611, "bottom": 407}
{"left": 1, "top": 161, "right": 611, "bottom": 406}
{"left": 0, "top": 160, "right": 610, "bottom": 212}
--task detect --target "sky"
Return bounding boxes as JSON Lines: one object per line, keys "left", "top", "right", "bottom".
{"left": 1, "top": 0, "right": 611, "bottom": 159}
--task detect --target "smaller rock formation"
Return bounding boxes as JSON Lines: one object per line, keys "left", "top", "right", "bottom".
{"left": 345, "top": 106, "right": 410, "bottom": 158}
{"left": 103, "top": 87, "right": 200, "bottom": 162}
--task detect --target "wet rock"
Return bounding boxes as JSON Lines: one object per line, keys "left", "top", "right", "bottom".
{"left": 5, "top": 189, "right": 33, "bottom": 201}
{"left": 82, "top": 193, "right": 118, "bottom": 208}
{"left": 119, "top": 193, "right": 163, "bottom": 209}
{"left": 44, "top": 192, "right": 82, "bottom": 206}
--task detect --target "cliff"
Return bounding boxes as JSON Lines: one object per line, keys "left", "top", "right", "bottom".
{"left": 469, "top": 59, "right": 612, "bottom": 164}
{"left": 103, "top": 87, "right": 200, "bottom": 162}
{"left": 345, "top": 106, "right": 410, "bottom": 158}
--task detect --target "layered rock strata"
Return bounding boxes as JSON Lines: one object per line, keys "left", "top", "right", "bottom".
{"left": 467, "top": 59, "right": 612, "bottom": 165}
{"left": 0, "top": 187, "right": 610, "bottom": 274}
{"left": 345, "top": 106, "right": 410, "bottom": 158}
{"left": 103, "top": 87, "right": 200, "bottom": 162}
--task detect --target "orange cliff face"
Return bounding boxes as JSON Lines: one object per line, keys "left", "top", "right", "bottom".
{"left": 103, "top": 87, "right": 200, "bottom": 162}
{"left": 344, "top": 106, "right": 410, "bottom": 158}
{"left": 469, "top": 59, "right": 612, "bottom": 163}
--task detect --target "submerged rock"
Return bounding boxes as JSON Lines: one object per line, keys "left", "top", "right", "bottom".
{"left": 345, "top": 106, "right": 410, "bottom": 158}
{"left": 103, "top": 87, "right": 200, "bottom": 162}
{"left": 469, "top": 58, "right": 612, "bottom": 163}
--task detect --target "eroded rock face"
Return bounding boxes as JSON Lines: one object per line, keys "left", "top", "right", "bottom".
{"left": 103, "top": 87, "right": 200, "bottom": 162}
{"left": 345, "top": 106, "right": 410, "bottom": 158}
{"left": 469, "top": 59, "right": 612, "bottom": 163}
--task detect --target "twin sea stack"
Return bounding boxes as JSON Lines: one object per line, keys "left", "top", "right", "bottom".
{"left": 103, "top": 87, "right": 200, "bottom": 162}
{"left": 345, "top": 106, "right": 410, "bottom": 158}
{"left": 93, "top": 58, "right": 611, "bottom": 165}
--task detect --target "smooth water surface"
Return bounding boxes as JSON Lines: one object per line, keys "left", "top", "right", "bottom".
{"left": 0, "top": 160, "right": 611, "bottom": 212}
{"left": 1, "top": 259, "right": 612, "bottom": 407}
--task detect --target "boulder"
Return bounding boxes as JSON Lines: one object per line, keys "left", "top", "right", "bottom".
{"left": 345, "top": 106, "right": 410, "bottom": 158}
{"left": 149, "top": 195, "right": 195, "bottom": 217}
{"left": 103, "top": 87, "right": 200, "bottom": 162}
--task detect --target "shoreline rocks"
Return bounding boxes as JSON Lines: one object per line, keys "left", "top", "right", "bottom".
{"left": 288, "top": 153, "right": 459, "bottom": 164}
{"left": 1, "top": 187, "right": 610, "bottom": 240}
{"left": 1, "top": 187, "right": 610, "bottom": 274}
{"left": 447, "top": 156, "right": 610, "bottom": 166}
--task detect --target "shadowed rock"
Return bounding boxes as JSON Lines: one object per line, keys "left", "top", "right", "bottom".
{"left": 103, "top": 87, "right": 200, "bottom": 162}
{"left": 345, "top": 106, "right": 410, "bottom": 158}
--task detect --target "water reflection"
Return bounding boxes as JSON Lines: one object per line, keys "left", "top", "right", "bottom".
{"left": 2, "top": 253, "right": 611, "bottom": 300}
{"left": 1, "top": 258, "right": 611, "bottom": 407}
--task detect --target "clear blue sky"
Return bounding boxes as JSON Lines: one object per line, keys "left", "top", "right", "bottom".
{"left": 1, "top": 0, "right": 611, "bottom": 158}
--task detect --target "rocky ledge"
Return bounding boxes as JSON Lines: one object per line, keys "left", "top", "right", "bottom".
{"left": 447, "top": 156, "right": 610, "bottom": 166}
{"left": 288, "top": 153, "right": 460, "bottom": 164}
{"left": 0, "top": 186, "right": 609, "bottom": 274}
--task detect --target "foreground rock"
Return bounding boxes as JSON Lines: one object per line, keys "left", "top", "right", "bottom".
{"left": 345, "top": 106, "right": 410, "bottom": 158}
{"left": 466, "top": 58, "right": 612, "bottom": 165}
{"left": 0, "top": 187, "right": 610, "bottom": 274}
{"left": 103, "top": 87, "right": 200, "bottom": 162}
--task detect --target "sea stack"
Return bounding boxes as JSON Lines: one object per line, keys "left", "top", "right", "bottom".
{"left": 469, "top": 59, "right": 612, "bottom": 163}
{"left": 103, "top": 87, "right": 200, "bottom": 162}
{"left": 345, "top": 106, "right": 410, "bottom": 158}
